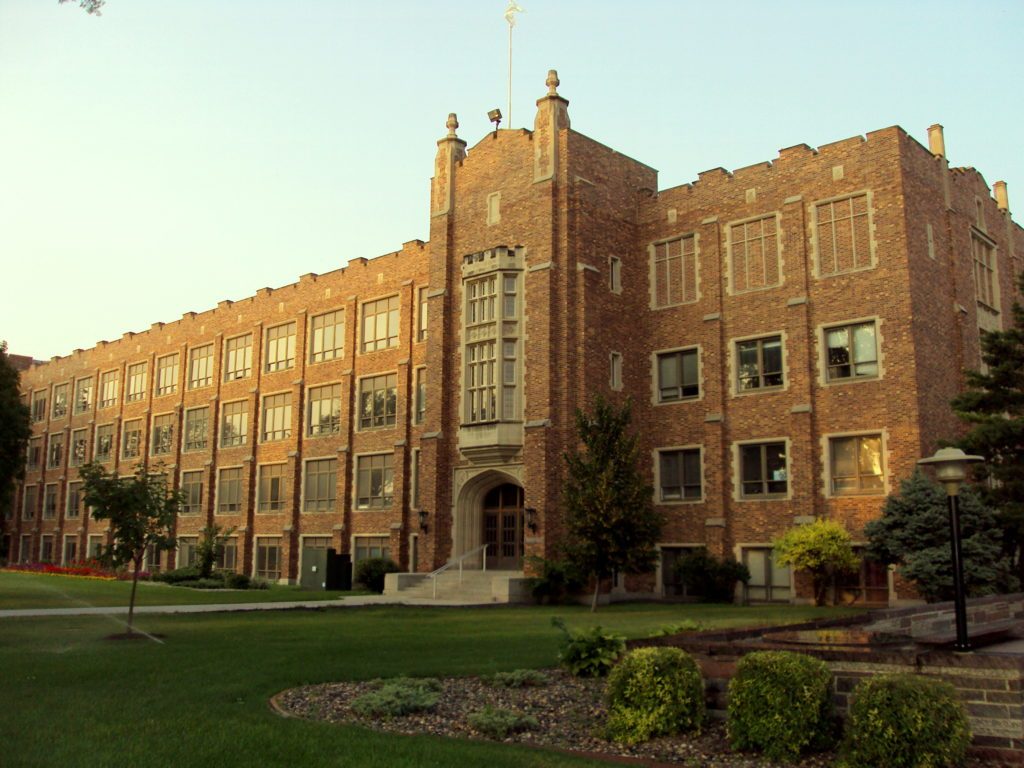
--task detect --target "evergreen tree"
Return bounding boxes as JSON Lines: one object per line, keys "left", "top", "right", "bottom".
{"left": 952, "top": 273, "right": 1024, "bottom": 581}
{"left": 865, "top": 471, "right": 1016, "bottom": 602}
{"left": 0, "top": 342, "right": 31, "bottom": 521}
{"left": 562, "top": 397, "right": 663, "bottom": 612}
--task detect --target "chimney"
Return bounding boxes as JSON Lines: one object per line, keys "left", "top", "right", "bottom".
{"left": 994, "top": 181, "right": 1009, "bottom": 212}
{"left": 927, "top": 124, "right": 946, "bottom": 158}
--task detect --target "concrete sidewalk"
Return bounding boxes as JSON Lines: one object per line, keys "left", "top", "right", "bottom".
{"left": 0, "top": 594, "right": 496, "bottom": 618}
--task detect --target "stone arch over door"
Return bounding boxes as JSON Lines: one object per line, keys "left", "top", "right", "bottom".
{"left": 452, "top": 465, "right": 523, "bottom": 563}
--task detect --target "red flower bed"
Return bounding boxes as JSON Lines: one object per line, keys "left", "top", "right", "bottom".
{"left": 3, "top": 560, "right": 118, "bottom": 580}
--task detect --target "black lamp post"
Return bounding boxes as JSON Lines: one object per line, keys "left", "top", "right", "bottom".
{"left": 917, "top": 447, "right": 984, "bottom": 652}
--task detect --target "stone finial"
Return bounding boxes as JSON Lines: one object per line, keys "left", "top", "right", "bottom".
{"left": 994, "top": 181, "right": 1009, "bottom": 212}
{"left": 545, "top": 69, "right": 560, "bottom": 96}
{"left": 446, "top": 113, "right": 459, "bottom": 138}
{"left": 927, "top": 124, "right": 946, "bottom": 158}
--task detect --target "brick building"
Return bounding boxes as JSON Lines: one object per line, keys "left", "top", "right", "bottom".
{"left": 3, "top": 71, "right": 1021, "bottom": 604}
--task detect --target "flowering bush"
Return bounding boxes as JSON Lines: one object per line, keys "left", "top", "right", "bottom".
{"left": 2, "top": 560, "right": 122, "bottom": 580}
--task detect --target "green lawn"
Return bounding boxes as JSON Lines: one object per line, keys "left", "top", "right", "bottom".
{"left": 0, "top": 574, "right": 862, "bottom": 767}
{"left": 0, "top": 571, "right": 364, "bottom": 609}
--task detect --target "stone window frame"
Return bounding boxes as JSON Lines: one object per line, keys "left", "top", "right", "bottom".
{"left": 651, "top": 345, "right": 702, "bottom": 405}
{"left": 653, "top": 445, "right": 705, "bottom": 505}
{"left": 736, "top": 544, "right": 793, "bottom": 602}
{"left": 31, "top": 390, "right": 47, "bottom": 423}
{"left": 74, "top": 376, "right": 93, "bottom": 413}
{"left": 223, "top": 333, "right": 253, "bottom": 382}
{"left": 254, "top": 536, "right": 282, "bottom": 581}
{"left": 264, "top": 321, "right": 297, "bottom": 373}
{"left": 215, "top": 536, "right": 238, "bottom": 572}
{"left": 22, "top": 485, "right": 38, "bottom": 520}
{"left": 301, "top": 456, "right": 338, "bottom": 513}
{"left": 220, "top": 399, "right": 249, "bottom": 448}
{"left": 178, "top": 536, "right": 199, "bottom": 568}
{"left": 150, "top": 412, "right": 176, "bottom": 457}
{"left": 39, "top": 534, "right": 55, "bottom": 563}
{"left": 971, "top": 228, "right": 1000, "bottom": 313}
{"left": 308, "top": 308, "right": 345, "bottom": 364}
{"left": 183, "top": 406, "right": 210, "bottom": 453}
{"left": 822, "top": 429, "right": 888, "bottom": 498}
{"left": 729, "top": 331, "right": 788, "bottom": 397}
{"left": 47, "top": 432, "right": 64, "bottom": 470}
{"left": 19, "top": 534, "right": 33, "bottom": 564}
{"left": 416, "top": 286, "right": 429, "bottom": 342}
{"left": 154, "top": 353, "right": 180, "bottom": 397}
{"left": 255, "top": 462, "right": 288, "bottom": 513}
{"left": 215, "top": 465, "right": 245, "bottom": 515}
{"left": 87, "top": 534, "right": 104, "bottom": 559}
{"left": 648, "top": 232, "right": 701, "bottom": 309}
{"left": 357, "top": 372, "right": 398, "bottom": 431}
{"left": 609, "top": 255, "right": 623, "bottom": 294}
{"left": 187, "top": 343, "right": 215, "bottom": 390}
{"left": 66, "top": 480, "right": 83, "bottom": 519}
{"left": 260, "top": 391, "right": 293, "bottom": 443}
{"left": 306, "top": 382, "right": 342, "bottom": 438}
{"left": 354, "top": 451, "right": 394, "bottom": 510}
{"left": 98, "top": 369, "right": 119, "bottom": 409}
{"left": 816, "top": 315, "right": 885, "bottom": 388}
{"left": 609, "top": 351, "right": 623, "bottom": 391}
{"left": 121, "top": 419, "right": 144, "bottom": 460}
{"left": 94, "top": 423, "right": 114, "bottom": 462}
{"left": 51, "top": 383, "right": 69, "bottom": 419}
{"left": 62, "top": 534, "right": 78, "bottom": 566}
{"left": 731, "top": 437, "right": 792, "bottom": 502}
{"left": 360, "top": 294, "right": 401, "bottom": 354}
{"left": 179, "top": 469, "right": 205, "bottom": 516}
{"left": 724, "top": 211, "right": 784, "bottom": 295}
{"left": 809, "top": 189, "right": 877, "bottom": 279}
{"left": 352, "top": 534, "right": 391, "bottom": 565}
{"left": 26, "top": 436, "right": 42, "bottom": 470}
{"left": 70, "top": 428, "right": 89, "bottom": 467}
{"left": 125, "top": 361, "right": 148, "bottom": 403}
{"left": 42, "top": 483, "right": 59, "bottom": 520}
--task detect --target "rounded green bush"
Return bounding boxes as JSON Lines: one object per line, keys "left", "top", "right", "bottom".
{"left": 727, "top": 650, "right": 835, "bottom": 761}
{"left": 604, "top": 646, "right": 704, "bottom": 745}
{"left": 840, "top": 673, "right": 971, "bottom": 768}
{"left": 354, "top": 557, "right": 400, "bottom": 593}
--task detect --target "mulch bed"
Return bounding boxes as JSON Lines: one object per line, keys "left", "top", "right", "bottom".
{"left": 275, "top": 670, "right": 854, "bottom": 767}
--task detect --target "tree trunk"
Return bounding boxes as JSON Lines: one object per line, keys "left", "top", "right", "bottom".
{"left": 127, "top": 554, "right": 141, "bottom": 634}
{"left": 590, "top": 575, "right": 600, "bottom": 613}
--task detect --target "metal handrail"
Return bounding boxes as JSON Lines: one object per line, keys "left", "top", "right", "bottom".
{"left": 429, "top": 543, "right": 489, "bottom": 599}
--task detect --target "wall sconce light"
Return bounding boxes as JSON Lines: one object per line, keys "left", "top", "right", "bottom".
{"left": 418, "top": 509, "right": 429, "bottom": 533}
{"left": 488, "top": 108, "right": 502, "bottom": 132}
{"left": 525, "top": 507, "right": 537, "bottom": 533}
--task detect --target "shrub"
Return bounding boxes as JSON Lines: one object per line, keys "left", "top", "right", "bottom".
{"left": 773, "top": 519, "right": 859, "bottom": 606}
{"left": 487, "top": 669, "right": 549, "bottom": 688}
{"left": 840, "top": 674, "right": 971, "bottom": 768}
{"left": 351, "top": 677, "right": 441, "bottom": 718}
{"left": 249, "top": 577, "right": 270, "bottom": 590}
{"left": 467, "top": 706, "right": 538, "bottom": 739}
{"left": 551, "top": 617, "right": 625, "bottom": 677}
{"left": 526, "top": 557, "right": 585, "bottom": 604}
{"left": 651, "top": 619, "right": 702, "bottom": 637}
{"left": 604, "top": 647, "right": 704, "bottom": 745}
{"left": 675, "top": 550, "right": 749, "bottom": 602}
{"left": 354, "top": 557, "right": 400, "bottom": 594}
{"left": 223, "top": 572, "right": 251, "bottom": 589}
{"left": 727, "top": 651, "right": 835, "bottom": 762}
{"left": 152, "top": 566, "right": 202, "bottom": 585}
{"left": 187, "top": 577, "right": 230, "bottom": 590}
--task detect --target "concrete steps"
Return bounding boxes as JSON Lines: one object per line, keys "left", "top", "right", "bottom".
{"left": 384, "top": 569, "right": 531, "bottom": 604}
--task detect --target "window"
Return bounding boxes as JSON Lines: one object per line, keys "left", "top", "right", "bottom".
{"left": 744, "top": 547, "right": 791, "bottom": 602}
{"left": 122, "top": 419, "right": 143, "bottom": 459}
{"left": 261, "top": 393, "right": 292, "bottom": 442}
{"left": 610, "top": 352, "right": 623, "bottom": 390}
{"left": 656, "top": 349, "right": 699, "bottom": 402}
{"left": 354, "top": 535, "right": 390, "bottom": 564}
{"left": 31, "top": 391, "right": 46, "bottom": 422}
{"left": 144, "top": 544, "right": 162, "bottom": 573}
{"left": 417, "top": 286, "right": 429, "bottom": 341}
{"left": 309, "top": 310, "right": 344, "bottom": 363}
{"left": 414, "top": 368, "right": 426, "bottom": 425}
{"left": 223, "top": 334, "right": 252, "bottom": 381}
{"left": 19, "top": 534, "right": 32, "bottom": 564}
{"left": 255, "top": 537, "right": 281, "bottom": 580}
{"left": 220, "top": 401, "right": 248, "bottom": 447}
{"left": 361, "top": 295, "right": 400, "bottom": 352}
{"left": 180, "top": 470, "right": 204, "bottom": 515}
{"left": 652, "top": 234, "right": 697, "bottom": 307}
{"left": 829, "top": 434, "right": 884, "bottom": 495}
{"left": 739, "top": 442, "right": 788, "bottom": 498}
{"left": 307, "top": 384, "right": 341, "bottom": 437}
{"left": 63, "top": 535, "right": 78, "bottom": 566}
{"left": 99, "top": 370, "right": 118, "bottom": 408}
{"left": 70, "top": 429, "right": 88, "bottom": 467}
{"left": 358, "top": 374, "right": 397, "bottom": 430}
{"left": 66, "top": 482, "right": 83, "bottom": 519}
{"left": 216, "top": 537, "right": 238, "bottom": 572}
{"left": 43, "top": 484, "right": 58, "bottom": 520}
{"left": 825, "top": 321, "right": 878, "bottom": 381}
{"left": 356, "top": 454, "right": 393, "bottom": 509}
{"left": 87, "top": 535, "right": 104, "bottom": 559}
{"left": 736, "top": 336, "right": 783, "bottom": 391}
{"left": 178, "top": 537, "right": 198, "bottom": 568}
{"left": 835, "top": 548, "right": 890, "bottom": 604}
{"left": 815, "top": 192, "right": 872, "bottom": 276}
{"left": 188, "top": 344, "right": 214, "bottom": 389}
{"left": 303, "top": 458, "right": 337, "bottom": 512}
{"left": 658, "top": 448, "right": 702, "bottom": 502}
{"left": 23, "top": 486, "right": 37, "bottom": 520}
{"left": 218, "top": 467, "right": 244, "bottom": 513}
{"left": 463, "top": 272, "right": 521, "bottom": 424}
{"left": 265, "top": 322, "right": 296, "bottom": 372}
{"left": 972, "top": 231, "right": 998, "bottom": 310}
{"left": 155, "top": 353, "right": 179, "bottom": 396}
{"left": 26, "top": 437, "right": 41, "bottom": 470}
{"left": 74, "top": 378, "right": 93, "bottom": 414}
{"left": 411, "top": 449, "right": 421, "bottom": 508}
{"left": 609, "top": 255, "right": 622, "bottom": 294}
{"left": 40, "top": 535, "right": 54, "bottom": 563}
{"left": 94, "top": 424, "right": 114, "bottom": 462}
{"left": 729, "top": 214, "right": 781, "bottom": 292}
{"left": 183, "top": 407, "right": 209, "bottom": 451}
{"left": 126, "top": 362, "right": 147, "bottom": 402}
{"left": 47, "top": 433, "right": 64, "bottom": 469}
{"left": 257, "top": 464, "right": 286, "bottom": 512}
{"left": 51, "top": 384, "right": 69, "bottom": 418}
{"left": 151, "top": 413, "right": 175, "bottom": 456}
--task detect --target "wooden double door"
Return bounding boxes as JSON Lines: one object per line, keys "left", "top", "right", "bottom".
{"left": 482, "top": 484, "right": 524, "bottom": 570}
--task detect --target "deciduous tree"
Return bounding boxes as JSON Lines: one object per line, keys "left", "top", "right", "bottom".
{"left": 0, "top": 342, "right": 31, "bottom": 520}
{"left": 773, "top": 519, "right": 858, "bottom": 606}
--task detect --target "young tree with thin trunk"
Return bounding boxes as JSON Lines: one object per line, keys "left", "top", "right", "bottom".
{"left": 562, "top": 397, "right": 663, "bottom": 612}
{"left": 79, "top": 461, "right": 182, "bottom": 634}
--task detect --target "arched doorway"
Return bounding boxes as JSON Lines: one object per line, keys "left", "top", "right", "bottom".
{"left": 482, "top": 484, "right": 525, "bottom": 570}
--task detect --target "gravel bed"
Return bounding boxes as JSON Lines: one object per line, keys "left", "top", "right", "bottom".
{"left": 276, "top": 670, "right": 848, "bottom": 767}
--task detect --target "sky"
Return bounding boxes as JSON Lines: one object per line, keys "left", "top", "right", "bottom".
{"left": 1, "top": 0, "right": 1022, "bottom": 361}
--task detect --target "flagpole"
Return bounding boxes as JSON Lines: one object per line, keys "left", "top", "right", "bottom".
{"left": 507, "top": 21, "right": 513, "bottom": 127}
